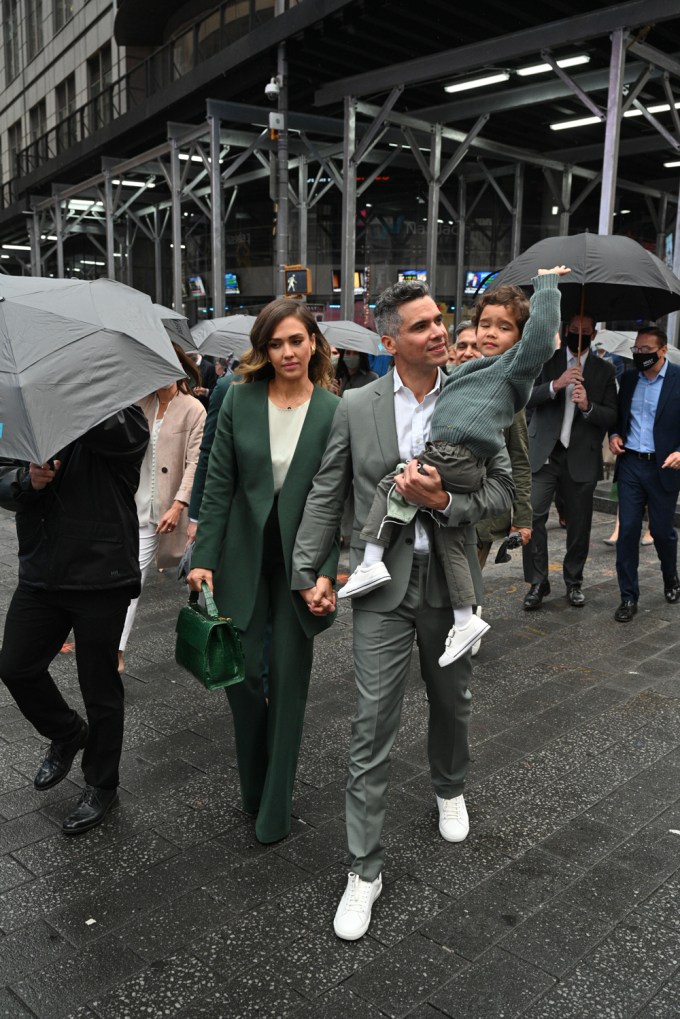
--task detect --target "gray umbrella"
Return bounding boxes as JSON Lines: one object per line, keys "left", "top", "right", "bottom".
{"left": 154, "top": 303, "right": 196, "bottom": 351}
{"left": 0, "top": 276, "right": 184, "bottom": 464}
{"left": 319, "top": 320, "right": 381, "bottom": 354}
{"left": 190, "top": 315, "right": 256, "bottom": 358}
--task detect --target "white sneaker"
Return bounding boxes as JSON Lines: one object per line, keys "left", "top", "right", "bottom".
{"left": 438, "top": 615, "right": 490, "bottom": 667}
{"left": 333, "top": 872, "right": 382, "bottom": 940}
{"left": 337, "top": 562, "right": 391, "bottom": 600}
{"left": 436, "top": 794, "right": 469, "bottom": 842}
{"left": 471, "top": 605, "right": 483, "bottom": 657}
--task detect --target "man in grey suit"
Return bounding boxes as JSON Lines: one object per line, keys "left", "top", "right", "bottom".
{"left": 292, "top": 281, "right": 514, "bottom": 940}
{"left": 522, "top": 313, "right": 617, "bottom": 610}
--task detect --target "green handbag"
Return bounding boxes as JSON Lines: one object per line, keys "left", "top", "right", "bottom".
{"left": 175, "top": 582, "right": 245, "bottom": 690}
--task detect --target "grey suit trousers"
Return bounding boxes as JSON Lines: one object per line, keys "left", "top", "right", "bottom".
{"left": 347, "top": 554, "right": 472, "bottom": 880}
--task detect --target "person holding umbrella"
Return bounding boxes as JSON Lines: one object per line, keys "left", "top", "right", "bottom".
{"left": 0, "top": 407, "right": 149, "bottom": 834}
{"left": 186, "top": 299, "right": 339, "bottom": 844}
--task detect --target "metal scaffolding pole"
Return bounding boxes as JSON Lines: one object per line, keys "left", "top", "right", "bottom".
{"left": 559, "top": 168, "right": 573, "bottom": 235}
{"left": 656, "top": 194, "right": 669, "bottom": 259}
{"left": 154, "top": 208, "right": 162, "bottom": 302}
{"left": 455, "top": 177, "right": 466, "bottom": 321}
{"left": 104, "top": 175, "right": 116, "bottom": 279}
{"left": 598, "top": 28, "right": 626, "bottom": 235}
{"left": 667, "top": 181, "right": 680, "bottom": 347}
{"left": 29, "top": 212, "right": 40, "bottom": 276}
{"left": 170, "top": 137, "right": 183, "bottom": 311}
{"left": 426, "top": 125, "right": 442, "bottom": 289}
{"left": 298, "top": 156, "right": 308, "bottom": 268}
{"left": 209, "top": 114, "right": 224, "bottom": 318}
{"left": 511, "top": 163, "right": 524, "bottom": 258}
{"left": 340, "top": 96, "right": 357, "bottom": 320}
{"left": 275, "top": 41, "right": 289, "bottom": 298}
{"left": 54, "top": 200, "right": 64, "bottom": 278}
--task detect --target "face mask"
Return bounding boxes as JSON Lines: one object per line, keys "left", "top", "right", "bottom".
{"left": 565, "top": 331, "right": 592, "bottom": 354}
{"left": 343, "top": 354, "right": 360, "bottom": 371}
{"left": 633, "top": 351, "right": 660, "bottom": 372}
{"left": 330, "top": 355, "right": 339, "bottom": 369}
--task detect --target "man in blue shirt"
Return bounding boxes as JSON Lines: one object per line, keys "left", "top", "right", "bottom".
{"left": 609, "top": 326, "right": 680, "bottom": 621}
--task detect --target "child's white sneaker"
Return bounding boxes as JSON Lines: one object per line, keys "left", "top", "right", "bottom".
{"left": 471, "top": 605, "right": 484, "bottom": 657}
{"left": 438, "top": 615, "right": 490, "bottom": 666}
{"left": 337, "top": 562, "right": 391, "bottom": 599}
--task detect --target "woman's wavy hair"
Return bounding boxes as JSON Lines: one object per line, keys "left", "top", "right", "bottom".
{"left": 172, "top": 343, "right": 201, "bottom": 395}
{"left": 237, "top": 299, "right": 333, "bottom": 389}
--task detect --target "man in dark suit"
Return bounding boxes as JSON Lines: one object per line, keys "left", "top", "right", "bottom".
{"left": 609, "top": 326, "right": 680, "bottom": 621}
{"left": 522, "top": 313, "right": 618, "bottom": 609}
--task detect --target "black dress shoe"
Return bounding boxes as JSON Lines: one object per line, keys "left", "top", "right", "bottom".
{"left": 34, "top": 719, "right": 88, "bottom": 791}
{"left": 523, "top": 580, "right": 550, "bottom": 611}
{"left": 663, "top": 575, "right": 680, "bottom": 604}
{"left": 62, "top": 785, "right": 118, "bottom": 835}
{"left": 567, "top": 585, "right": 585, "bottom": 607}
{"left": 614, "top": 600, "right": 638, "bottom": 622}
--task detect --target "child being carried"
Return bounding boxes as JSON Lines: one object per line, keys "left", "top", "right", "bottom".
{"left": 338, "top": 267, "right": 569, "bottom": 665}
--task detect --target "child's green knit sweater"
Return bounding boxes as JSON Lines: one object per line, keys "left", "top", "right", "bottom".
{"left": 430, "top": 273, "right": 561, "bottom": 457}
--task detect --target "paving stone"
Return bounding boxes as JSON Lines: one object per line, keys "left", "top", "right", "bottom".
{"left": 367, "top": 873, "right": 451, "bottom": 947}
{"left": 276, "top": 864, "right": 348, "bottom": 932}
{"left": 205, "top": 852, "right": 308, "bottom": 913}
{"left": 0, "top": 987, "right": 36, "bottom": 1018}
{"left": 274, "top": 817, "right": 349, "bottom": 874}
{"left": 553, "top": 859, "right": 662, "bottom": 924}
{"left": 289, "top": 984, "right": 391, "bottom": 1019}
{"left": 538, "top": 815, "right": 629, "bottom": 868}
{"left": 0, "top": 812, "right": 59, "bottom": 854}
{"left": 634, "top": 873, "right": 680, "bottom": 935}
{"left": 154, "top": 804, "right": 244, "bottom": 848}
{"left": 606, "top": 824, "right": 680, "bottom": 879}
{"left": 178, "top": 964, "right": 307, "bottom": 1019}
{"left": 189, "top": 902, "right": 305, "bottom": 975}
{"left": 636, "top": 975, "right": 680, "bottom": 1017}
{"left": 409, "top": 836, "right": 511, "bottom": 900}
{"left": 501, "top": 898, "right": 615, "bottom": 977}
{"left": 91, "top": 950, "right": 217, "bottom": 1018}
{"left": 429, "top": 946, "right": 555, "bottom": 1018}
{"left": 345, "top": 932, "right": 466, "bottom": 1018}
{"left": 118, "top": 888, "right": 233, "bottom": 963}
{"left": 9, "top": 934, "right": 143, "bottom": 1018}
{"left": 268, "top": 925, "right": 381, "bottom": 998}
{"left": 0, "top": 920, "right": 74, "bottom": 984}
{"left": 584, "top": 912, "right": 680, "bottom": 1002}
{"left": 0, "top": 853, "right": 33, "bottom": 892}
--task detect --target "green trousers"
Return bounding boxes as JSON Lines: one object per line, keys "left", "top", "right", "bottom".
{"left": 226, "top": 517, "right": 313, "bottom": 844}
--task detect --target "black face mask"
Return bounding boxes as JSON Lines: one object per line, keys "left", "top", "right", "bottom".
{"left": 565, "top": 331, "right": 592, "bottom": 354}
{"left": 633, "top": 351, "right": 660, "bottom": 372}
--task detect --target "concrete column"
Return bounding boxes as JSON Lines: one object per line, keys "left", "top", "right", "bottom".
{"left": 170, "top": 137, "right": 183, "bottom": 312}
{"left": 209, "top": 114, "right": 224, "bottom": 317}
{"left": 340, "top": 96, "right": 357, "bottom": 320}
{"left": 426, "top": 125, "right": 442, "bottom": 290}
{"left": 598, "top": 29, "right": 626, "bottom": 235}
{"left": 455, "top": 177, "right": 466, "bottom": 321}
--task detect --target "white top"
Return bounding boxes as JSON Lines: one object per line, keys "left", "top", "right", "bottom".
{"left": 268, "top": 399, "right": 310, "bottom": 493}
{"left": 136, "top": 416, "right": 163, "bottom": 526}
{"left": 392, "top": 367, "right": 444, "bottom": 554}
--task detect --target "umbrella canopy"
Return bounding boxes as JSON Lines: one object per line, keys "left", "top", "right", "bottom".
{"left": 0, "top": 276, "right": 184, "bottom": 464}
{"left": 319, "top": 320, "right": 380, "bottom": 355}
{"left": 154, "top": 303, "right": 195, "bottom": 351}
{"left": 489, "top": 233, "right": 680, "bottom": 320}
{"left": 190, "top": 315, "right": 256, "bottom": 358}
{"left": 592, "top": 329, "right": 637, "bottom": 357}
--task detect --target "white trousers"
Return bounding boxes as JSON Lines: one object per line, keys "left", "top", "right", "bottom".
{"left": 119, "top": 523, "right": 159, "bottom": 651}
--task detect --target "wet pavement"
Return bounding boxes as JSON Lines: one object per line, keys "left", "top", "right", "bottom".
{"left": 1, "top": 502, "right": 679, "bottom": 1018}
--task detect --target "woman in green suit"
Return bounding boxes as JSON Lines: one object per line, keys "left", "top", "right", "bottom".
{"left": 187, "top": 299, "right": 340, "bottom": 843}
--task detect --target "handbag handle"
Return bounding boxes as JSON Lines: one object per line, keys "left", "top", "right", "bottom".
{"left": 189, "top": 580, "right": 220, "bottom": 619}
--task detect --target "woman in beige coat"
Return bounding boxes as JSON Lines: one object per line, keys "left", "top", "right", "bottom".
{"left": 118, "top": 378, "right": 205, "bottom": 672}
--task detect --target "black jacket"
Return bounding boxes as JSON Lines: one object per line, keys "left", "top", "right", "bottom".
{"left": 0, "top": 407, "right": 149, "bottom": 593}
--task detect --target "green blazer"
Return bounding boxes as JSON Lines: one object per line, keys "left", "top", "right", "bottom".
{"left": 292, "top": 369, "right": 516, "bottom": 612}
{"left": 192, "top": 379, "right": 340, "bottom": 638}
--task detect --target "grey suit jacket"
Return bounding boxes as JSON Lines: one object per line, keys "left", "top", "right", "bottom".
{"left": 292, "top": 370, "right": 515, "bottom": 612}
{"left": 526, "top": 348, "right": 617, "bottom": 483}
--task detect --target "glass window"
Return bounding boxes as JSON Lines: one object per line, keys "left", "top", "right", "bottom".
{"left": 3, "top": 0, "right": 21, "bottom": 84}
{"left": 26, "top": 0, "right": 44, "bottom": 60}
{"left": 171, "top": 29, "right": 194, "bottom": 79}
{"left": 53, "top": 0, "right": 75, "bottom": 32}
{"left": 56, "top": 72, "right": 77, "bottom": 151}
{"left": 7, "top": 119, "right": 22, "bottom": 177}
{"left": 87, "top": 44, "right": 113, "bottom": 131}
{"left": 197, "top": 11, "right": 221, "bottom": 60}
{"left": 29, "top": 99, "right": 48, "bottom": 164}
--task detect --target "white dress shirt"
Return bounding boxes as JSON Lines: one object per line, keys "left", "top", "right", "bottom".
{"left": 392, "top": 366, "right": 448, "bottom": 553}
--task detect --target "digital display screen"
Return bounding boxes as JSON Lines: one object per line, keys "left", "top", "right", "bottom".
{"left": 398, "top": 269, "right": 428, "bottom": 283}
{"left": 332, "top": 270, "right": 365, "bottom": 294}
{"left": 187, "top": 275, "right": 206, "bottom": 297}
{"left": 464, "top": 270, "right": 498, "bottom": 296}
{"left": 224, "top": 272, "right": 240, "bottom": 294}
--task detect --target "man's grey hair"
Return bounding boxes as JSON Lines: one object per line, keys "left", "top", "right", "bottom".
{"left": 453, "top": 319, "right": 474, "bottom": 340}
{"left": 374, "top": 281, "right": 431, "bottom": 339}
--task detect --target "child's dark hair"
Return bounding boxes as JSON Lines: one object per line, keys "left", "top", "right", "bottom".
{"left": 472, "top": 285, "right": 530, "bottom": 335}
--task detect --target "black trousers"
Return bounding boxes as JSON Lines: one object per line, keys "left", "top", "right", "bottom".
{"left": 0, "top": 584, "right": 133, "bottom": 789}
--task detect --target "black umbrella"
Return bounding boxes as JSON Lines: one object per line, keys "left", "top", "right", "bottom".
{"left": 489, "top": 233, "right": 680, "bottom": 322}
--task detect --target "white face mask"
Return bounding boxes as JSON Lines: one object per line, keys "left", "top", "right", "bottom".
{"left": 330, "top": 355, "right": 339, "bottom": 369}
{"left": 343, "top": 354, "right": 360, "bottom": 372}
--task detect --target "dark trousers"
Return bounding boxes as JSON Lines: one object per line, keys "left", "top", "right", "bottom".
{"left": 522, "top": 443, "right": 596, "bottom": 588}
{"left": 616, "top": 454, "right": 678, "bottom": 602}
{"left": 0, "top": 584, "right": 132, "bottom": 789}
{"left": 226, "top": 506, "right": 314, "bottom": 844}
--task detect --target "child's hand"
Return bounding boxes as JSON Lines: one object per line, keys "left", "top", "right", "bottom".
{"left": 537, "top": 265, "right": 571, "bottom": 276}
